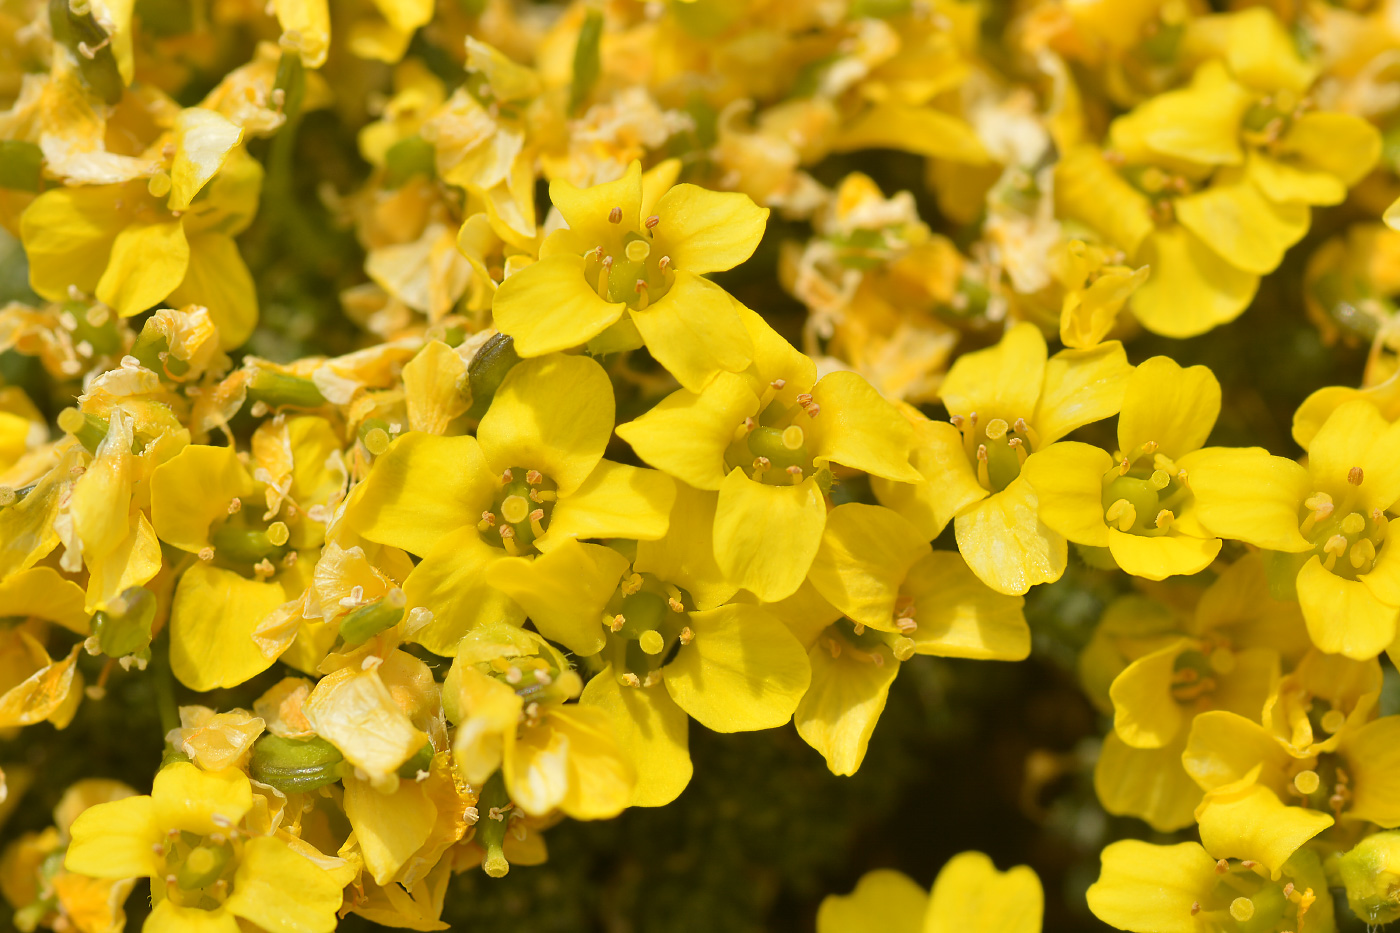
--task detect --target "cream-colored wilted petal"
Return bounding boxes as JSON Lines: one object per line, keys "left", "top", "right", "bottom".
{"left": 302, "top": 665, "right": 429, "bottom": 788}
{"left": 166, "top": 706, "right": 267, "bottom": 771}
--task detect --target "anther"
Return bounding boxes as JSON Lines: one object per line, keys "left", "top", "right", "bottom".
{"left": 621, "top": 672, "right": 641, "bottom": 687}
{"left": 525, "top": 470, "right": 543, "bottom": 485}
{"left": 1190, "top": 902, "right": 1200, "bottom": 916}
{"left": 621, "top": 572, "right": 644, "bottom": 595}
{"left": 1105, "top": 499, "right": 1137, "bottom": 533}
{"left": 478, "top": 511, "right": 497, "bottom": 532}
{"left": 1349, "top": 466, "right": 1364, "bottom": 486}
{"left": 1155, "top": 509, "right": 1174, "bottom": 530}
{"left": 668, "top": 597, "right": 684, "bottom": 613}
{"left": 786, "top": 465, "right": 804, "bottom": 484}
{"left": 505, "top": 666, "right": 522, "bottom": 684}
{"left": 1283, "top": 883, "right": 1295, "bottom": 899}
{"left": 657, "top": 256, "right": 670, "bottom": 274}
{"left": 608, "top": 207, "right": 622, "bottom": 223}
{"left": 609, "top": 614, "right": 625, "bottom": 632}
{"left": 1350, "top": 538, "right": 1376, "bottom": 569}
{"left": 1118, "top": 458, "right": 1131, "bottom": 476}
{"left": 949, "top": 414, "right": 964, "bottom": 428}
{"left": 751, "top": 456, "right": 771, "bottom": 480}
{"left": 529, "top": 509, "right": 546, "bottom": 537}
{"left": 227, "top": 497, "right": 242, "bottom": 514}
{"left": 1215, "top": 859, "right": 1229, "bottom": 875}
{"left": 198, "top": 547, "right": 214, "bottom": 561}
{"left": 679, "top": 626, "right": 693, "bottom": 645}
{"left": 645, "top": 214, "right": 659, "bottom": 229}
{"left": 500, "top": 469, "right": 513, "bottom": 485}
{"left": 1141, "top": 440, "right": 1158, "bottom": 456}
{"left": 771, "top": 379, "right": 786, "bottom": 390}
{"left": 634, "top": 280, "right": 650, "bottom": 310}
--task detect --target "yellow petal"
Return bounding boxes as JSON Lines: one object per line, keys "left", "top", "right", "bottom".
{"left": 539, "top": 460, "right": 676, "bottom": 548}
{"left": 651, "top": 183, "right": 768, "bottom": 275}
{"left": 489, "top": 539, "right": 627, "bottom": 657}
{"left": 1108, "top": 640, "right": 1191, "bottom": 749}
{"left": 925, "top": 851, "right": 1043, "bottom": 933}
{"left": 580, "top": 669, "right": 692, "bottom": 807}
{"left": 273, "top": 0, "right": 330, "bottom": 67}
{"left": 871, "top": 418, "right": 987, "bottom": 540}
{"left": 170, "top": 563, "right": 286, "bottom": 691}
{"left": 794, "top": 636, "right": 898, "bottom": 776}
{"left": 1281, "top": 112, "right": 1381, "bottom": 188}
{"left": 1175, "top": 176, "right": 1309, "bottom": 277}
{"left": 1021, "top": 441, "right": 1113, "bottom": 547}
{"left": 713, "top": 469, "right": 827, "bottom": 602}
{"left": 940, "top": 322, "right": 1045, "bottom": 421}
{"left": 630, "top": 272, "right": 754, "bottom": 393}
{"left": 616, "top": 373, "right": 759, "bottom": 492}
{"left": 402, "top": 341, "right": 469, "bottom": 435}
{"left": 1129, "top": 226, "right": 1258, "bottom": 338}
{"left": 303, "top": 666, "right": 428, "bottom": 783}
{"left": 634, "top": 484, "right": 736, "bottom": 611}
{"left": 477, "top": 353, "right": 613, "bottom": 497}
{"left": 663, "top": 603, "right": 810, "bottom": 732}
{"left": 1223, "top": 6, "right": 1317, "bottom": 94}
{"left": 1033, "top": 341, "right": 1131, "bottom": 445}
{"left": 1183, "top": 710, "right": 1294, "bottom": 792}
{"left": 1296, "top": 556, "right": 1397, "bottom": 660}
{"left": 401, "top": 528, "right": 524, "bottom": 656}
{"left": 505, "top": 705, "right": 634, "bottom": 820}
{"left": 807, "top": 503, "right": 930, "bottom": 630}
{"left": 169, "top": 109, "right": 244, "bottom": 211}
{"left": 1248, "top": 153, "right": 1345, "bottom": 206}
{"left": 150, "top": 444, "right": 254, "bottom": 553}
{"left": 548, "top": 160, "right": 641, "bottom": 233}
{"left": 64, "top": 795, "right": 162, "bottom": 879}
{"left": 953, "top": 477, "right": 1067, "bottom": 596}
{"left": 836, "top": 103, "right": 988, "bottom": 163}
{"left": 0, "top": 567, "right": 88, "bottom": 633}
{"left": 1305, "top": 398, "right": 1400, "bottom": 511}
{"left": 1195, "top": 779, "right": 1331, "bottom": 879}
{"left": 1054, "top": 146, "right": 1154, "bottom": 257}
{"left": 225, "top": 835, "right": 343, "bottom": 933}
{"left": 1086, "top": 840, "right": 1217, "bottom": 933}
{"left": 342, "top": 433, "right": 493, "bottom": 557}
{"left": 1093, "top": 730, "right": 1201, "bottom": 833}
{"left": 167, "top": 232, "right": 259, "bottom": 350}
{"left": 1108, "top": 530, "right": 1221, "bottom": 581}
{"left": 95, "top": 220, "right": 190, "bottom": 318}
{"left": 492, "top": 256, "right": 626, "bottom": 357}
{"left": 343, "top": 775, "right": 436, "bottom": 885}
{"left": 19, "top": 186, "right": 122, "bottom": 302}
{"left": 145, "top": 900, "right": 240, "bottom": 933}
{"left": 1109, "top": 60, "right": 1251, "bottom": 166}
{"left": 809, "top": 370, "right": 921, "bottom": 482}
{"left": 1343, "top": 716, "right": 1400, "bottom": 827}
{"left": 1118, "top": 356, "right": 1221, "bottom": 459}
{"left": 1178, "top": 446, "right": 1311, "bottom": 552}
{"left": 152, "top": 762, "right": 253, "bottom": 836}
{"left": 817, "top": 869, "right": 927, "bottom": 933}
{"left": 903, "top": 551, "right": 1030, "bottom": 661}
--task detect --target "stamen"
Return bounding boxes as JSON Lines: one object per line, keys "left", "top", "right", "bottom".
{"left": 499, "top": 525, "right": 520, "bottom": 555}
{"left": 1140, "top": 440, "right": 1158, "bottom": 456}
{"left": 608, "top": 207, "right": 622, "bottom": 224}
{"left": 1105, "top": 499, "right": 1137, "bottom": 533}
{"left": 228, "top": 497, "right": 243, "bottom": 514}
{"left": 525, "top": 470, "right": 543, "bottom": 485}
{"left": 621, "top": 672, "right": 641, "bottom": 687}
{"left": 786, "top": 465, "right": 804, "bottom": 484}
{"left": 1190, "top": 902, "right": 1200, "bottom": 916}
{"left": 529, "top": 509, "right": 546, "bottom": 538}
{"left": 645, "top": 214, "right": 659, "bottom": 230}
{"left": 478, "top": 511, "right": 497, "bottom": 532}
{"left": 1215, "top": 859, "right": 1230, "bottom": 875}
{"left": 668, "top": 597, "right": 684, "bottom": 613}
{"left": 1350, "top": 538, "right": 1375, "bottom": 569}
{"left": 976, "top": 444, "right": 991, "bottom": 488}
{"left": 1118, "top": 458, "right": 1130, "bottom": 476}
{"left": 770, "top": 379, "right": 786, "bottom": 390}
{"left": 609, "top": 614, "right": 625, "bottom": 632}
{"left": 679, "top": 626, "right": 693, "bottom": 645}
{"left": 500, "top": 469, "right": 513, "bottom": 485}
{"left": 1155, "top": 509, "right": 1174, "bottom": 530}
{"left": 621, "top": 572, "right": 644, "bottom": 595}
{"left": 657, "top": 256, "right": 670, "bottom": 274}
{"left": 1349, "top": 466, "right": 1364, "bottom": 486}
{"left": 751, "top": 456, "right": 771, "bottom": 480}
{"left": 598, "top": 256, "right": 613, "bottom": 300}
{"left": 634, "top": 279, "right": 649, "bottom": 310}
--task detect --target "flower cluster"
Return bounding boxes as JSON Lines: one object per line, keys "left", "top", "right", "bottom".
{"left": 3, "top": 0, "right": 1400, "bottom": 931}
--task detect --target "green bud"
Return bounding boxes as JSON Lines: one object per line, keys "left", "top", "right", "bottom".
{"left": 250, "top": 735, "right": 347, "bottom": 793}
{"left": 210, "top": 524, "right": 283, "bottom": 565}
{"left": 91, "top": 587, "right": 157, "bottom": 659}
{"left": 339, "top": 593, "right": 406, "bottom": 646}
{"left": 569, "top": 8, "right": 603, "bottom": 115}
{"left": 384, "top": 135, "right": 437, "bottom": 188}
{"left": 246, "top": 369, "right": 326, "bottom": 411}
{"left": 1339, "top": 831, "right": 1400, "bottom": 926}
{"left": 0, "top": 140, "right": 42, "bottom": 192}
{"left": 466, "top": 333, "right": 521, "bottom": 419}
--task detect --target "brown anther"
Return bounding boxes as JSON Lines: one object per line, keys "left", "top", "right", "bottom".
{"left": 481, "top": 511, "right": 497, "bottom": 527}
{"left": 608, "top": 207, "right": 622, "bottom": 223}
{"left": 1013, "top": 417, "right": 1027, "bottom": 433}
{"left": 977, "top": 444, "right": 989, "bottom": 462}
{"left": 621, "top": 672, "right": 641, "bottom": 687}
{"left": 645, "top": 214, "right": 659, "bottom": 229}
{"left": 743, "top": 417, "right": 756, "bottom": 432}
{"left": 679, "top": 626, "right": 694, "bottom": 645}
{"left": 1283, "top": 883, "right": 1294, "bottom": 898}
{"left": 668, "top": 597, "right": 685, "bottom": 613}
{"left": 526, "top": 470, "right": 543, "bottom": 485}
{"left": 499, "top": 524, "right": 515, "bottom": 538}
{"left": 796, "top": 393, "right": 814, "bottom": 407}
{"left": 528, "top": 509, "right": 544, "bottom": 522}
{"left": 1190, "top": 902, "right": 1200, "bottom": 916}
{"left": 657, "top": 256, "right": 670, "bottom": 273}
{"left": 950, "top": 414, "right": 964, "bottom": 428}
{"left": 500, "top": 469, "right": 513, "bottom": 484}
{"left": 610, "top": 614, "right": 625, "bottom": 632}
{"left": 228, "top": 497, "right": 242, "bottom": 514}
{"left": 771, "top": 379, "right": 786, "bottom": 390}
{"left": 198, "top": 547, "right": 215, "bottom": 561}
{"left": 1349, "top": 467, "right": 1364, "bottom": 486}
{"left": 1215, "top": 859, "right": 1229, "bottom": 875}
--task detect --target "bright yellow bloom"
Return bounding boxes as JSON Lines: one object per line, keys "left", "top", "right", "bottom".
{"left": 344, "top": 352, "right": 675, "bottom": 654}
{"left": 817, "top": 851, "right": 1042, "bottom": 933}
{"left": 1023, "top": 355, "right": 1222, "bottom": 580}
{"left": 875, "top": 322, "right": 1130, "bottom": 595}
{"left": 619, "top": 309, "right": 919, "bottom": 601}
{"left": 1088, "top": 840, "right": 1334, "bottom": 933}
{"left": 492, "top": 160, "right": 767, "bottom": 391}
{"left": 1189, "top": 398, "right": 1400, "bottom": 658}
{"left": 65, "top": 762, "right": 349, "bottom": 933}
{"left": 797, "top": 503, "right": 1028, "bottom": 775}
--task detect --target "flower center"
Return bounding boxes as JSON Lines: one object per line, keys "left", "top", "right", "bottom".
{"left": 1297, "top": 479, "right": 1385, "bottom": 580}
{"left": 725, "top": 391, "right": 827, "bottom": 487}
{"left": 1195, "top": 860, "right": 1309, "bottom": 933}
{"left": 1101, "top": 441, "right": 1188, "bottom": 537}
{"left": 1287, "top": 753, "right": 1353, "bottom": 818}
{"left": 951, "top": 413, "right": 1037, "bottom": 493}
{"left": 477, "top": 467, "right": 557, "bottom": 556}
{"left": 600, "top": 570, "right": 693, "bottom": 687}
{"left": 206, "top": 499, "right": 292, "bottom": 580}
{"left": 583, "top": 208, "right": 674, "bottom": 310}
{"left": 158, "top": 829, "right": 238, "bottom": 910}
{"left": 818, "top": 617, "right": 914, "bottom": 666}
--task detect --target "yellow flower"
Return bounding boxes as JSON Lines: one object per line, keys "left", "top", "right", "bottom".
{"left": 1053, "top": 240, "right": 1148, "bottom": 350}
{"left": 618, "top": 309, "right": 919, "bottom": 601}
{"left": 1188, "top": 398, "right": 1400, "bottom": 659}
{"left": 21, "top": 123, "right": 262, "bottom": 347}
{"left": 492, "top": 160, "right": 767, "bottom": 391}
{"left": 1088, "top": 840, "right": 1334, "bottom": 933}
{"left": 796, "top": 503, "right": 1028, "bottom": 775}
{"left": 343, "top": 352, "right": 676, "bottom": 655}
{"left": 65, "top": 762, "right": 348, "bottom": 933}
{"left": 1023, "top": 355, "right": 1223, "bottom": 580}
{"left": 448, "top": 622, "right": 635, "bottom": 822}
{"left": 874, "top": 321, "right": 1129, "bottom": 595}
{"left": 817, "top": 851, "right": 1042, "bottom": 933}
